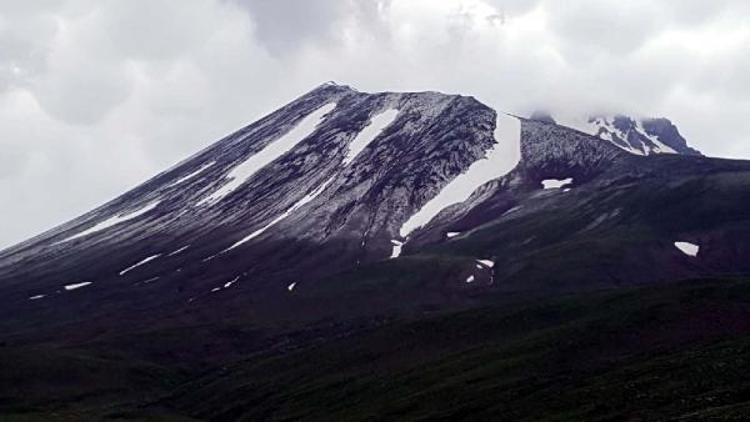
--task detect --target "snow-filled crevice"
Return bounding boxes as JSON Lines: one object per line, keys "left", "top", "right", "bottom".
{"left": 198, "top": 102, "right": 337, "bottom": 206}
{"left": 119, "top": 254, "right": 161, "bottom": 276}
{"left": 60, "top": 202, "right": 159, "bottom": 243}
{"left": 64, "top": 282, "right": 92, "bottom": 291}
{"left": 223, "top": 176, "right": 335, "bottom": 252}
{"left": 343, "top": 109, "right": 399, "bottom": 165}
{"left": 167, "top": 245, "right": 190, "bottom": 256}
{"left": 165, "top": 161, "right": 215, "bottom": 188}
{"left": 399, "top": 113, "right": 522, "bottom": 238}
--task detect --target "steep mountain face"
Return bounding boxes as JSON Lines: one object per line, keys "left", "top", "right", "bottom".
{"left": 2, "top": 82, "right": 750, "bottom": 419}
{"left": 0, "top": 83, "right": 507, "bottom": 305}
{"left": 534, "top": 112, "right": 701, "bottom": 156}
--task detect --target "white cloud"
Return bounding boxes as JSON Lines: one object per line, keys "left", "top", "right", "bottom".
{"left": 1, "top": 0, "right": 749, "bottom": 248}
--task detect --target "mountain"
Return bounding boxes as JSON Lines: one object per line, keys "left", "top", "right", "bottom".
{"left": 2, "top": 82, "right": 750, "bottom": 420}
{"left": 532, "top": 111, "right": 701, "bottom": 156}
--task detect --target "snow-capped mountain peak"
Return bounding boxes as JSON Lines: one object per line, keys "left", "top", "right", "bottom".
{"left": 534, "top": 112, "right": 700, "bottom": 156}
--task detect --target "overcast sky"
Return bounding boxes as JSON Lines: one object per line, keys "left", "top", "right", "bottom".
{"left": 1, "top": 0, "right": 749, "bottom": 249}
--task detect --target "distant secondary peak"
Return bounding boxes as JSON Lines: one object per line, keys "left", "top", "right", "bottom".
{"left": 553, "top": 113, "right": 701, "bottom": 157}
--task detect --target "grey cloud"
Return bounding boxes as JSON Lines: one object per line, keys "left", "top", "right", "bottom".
{"left": 230, "top": 0, "right": 393, "bottom": 54}
{"left": 545, "top": 0, "right": 662, "bottom": 58}
{"left": 230, "top": 0, "right": 349, "bottom": 52}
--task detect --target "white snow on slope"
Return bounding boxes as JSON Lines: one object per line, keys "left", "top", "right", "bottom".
{"left": 165, "top": 162, "right": 215, "bottom": 188}
{"left": 210, "top": 276, "right": 240, "bottom": 293}
{"left": 119, "top": 254, "right": 161, "bottom": 276}
{"left": 446, "top": 232, "right": 461, "bottom": 238}
{"left": 61, "top": 202, "right": 159, "bottom": 243}
{"left": 476, "top": 259, "right": 494, "bottom": 268}
{"left": 167, "top": 245, "right": 190, "bottom": 256}
{"left": 29, "top": 294, "right": 45, "bottom": 300}
{"left": 390, "top": 239, "right": 403, "bottom": 259}
{"left": 343, "top": 109, "right": 399, "bottom": 165}
{"left": 674, "top": 241, "right": 699, "bottom": 257}
{"left": 399, "top": 113, "right": 522, "bottom": 238}
{"left": 287, "top": 282, "right": 297, "bottom": 291}
{"left": 64, "top": 282, "right": 92, "bottom": 291}
{"left": 465, "top": 275, "right": 475, "bottom": 283}
{"left": 223, "top": 176, "right": 335, "bottom": 252}
{"left": 542, "top": 178, "right": 573, "bottom": 189}
{"left": 503, "top": 206, "right": 522, "bottom": 216}
{"left": 224, "top": 276, "right": 240, "bottom": 289}
{"left": 198, "top": 103, "right": 336, "bottom": 205}
{"left": 635, "top": 120, "right": 677, "bottom": 154}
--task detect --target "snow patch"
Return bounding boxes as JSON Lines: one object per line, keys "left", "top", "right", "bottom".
{"left": 224, "top": 176, "right": 335, "bottom": 252}
{"left": 198, "top": 102, "right": 336, "bottom": 205}
{"left": 60, "top": 202, "right": 159, "bottom": 242}
{"left": 202, "top": 253, "right": 219, "bottom": 262}
{"left": 64, "top": 282, "right": 92, "bottom": 291}
{"left": 165, "top": 162, "right": 215, "bottom": 188}
{"left": 287, "top": 282, "right": 297, "bottom": 291}
{"left": 390, "top": 239, "right": 403, "bottom": 259}
{"left": 465, "top": 275, "right": 475, "bottom": 283}
{"left": 209, "top": 276, "right": 240, "bottom": 293}
{"left": 119, "top": 254, "right": 161, "bottom": 276}
{"left": 635, "top": 120, "right": 677, "bottom": 154}
{"left": 503, "top": 206, "right": 522, "bottom": 216}
{"left": 476, "top": 259, "right": 495, "bottom": 268}
{"left": 224, "top": 276, "right": 240, "bottom": 289}
{"left": 167, "top": 245, "right": 190, "bottom": 256}
{"left": 542, "top": 178, "right": 573, "bottom": 189}
{"left": 399, "top": 113, "right": 522, "bottom": 237}
{"left": 343, "top": 109, "right": 399, "bottom": 165}
{"left": 446, "top": 232, "right": 461, "bottom": 238}
{"left": 29, "top": 294, "right": 45, "bottom": 300}
{"left": 674, "top": 241, "right": 699, "bottom": 257}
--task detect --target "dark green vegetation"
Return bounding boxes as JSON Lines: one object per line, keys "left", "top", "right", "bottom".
{"left": 2, "top": 277, "right": 750, "bottom": 421}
